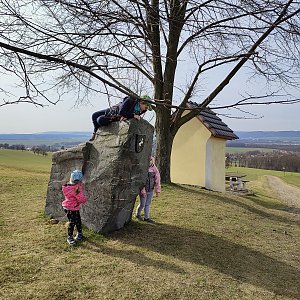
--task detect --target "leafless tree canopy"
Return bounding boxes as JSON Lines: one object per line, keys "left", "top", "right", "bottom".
{"left": 0, "top": 0, "right": 299, "bottom": 180}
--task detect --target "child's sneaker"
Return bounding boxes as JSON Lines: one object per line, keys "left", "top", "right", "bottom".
{"left": 75, "top": 233, "right": 83, "bottom": 242}
{"left": 144, "top": 218, "right": 155, "bottom": 224}
{"left": 67, "top": 236, "right": 76, "bottom": 245}
{"left": 136, "top": 215, "right": 143, "bottom": 221}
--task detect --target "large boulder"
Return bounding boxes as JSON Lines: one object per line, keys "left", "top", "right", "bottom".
{"left": 45, "top": 119, "right": 154, "bottom": 233}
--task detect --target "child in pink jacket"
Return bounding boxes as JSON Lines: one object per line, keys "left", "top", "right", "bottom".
{"left": 62, "top": 170, "right": 87, "bottom": 245}
{"left": 136, "top": 156, "right": 161, "bottom": 223}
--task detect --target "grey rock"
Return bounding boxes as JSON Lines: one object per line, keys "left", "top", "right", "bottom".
{"left": 45, "top": 119, "right": 154, "bottom": 233}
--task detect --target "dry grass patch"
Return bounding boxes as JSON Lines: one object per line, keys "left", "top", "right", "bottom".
{"left": 0, "top": 166, "right": 300, "bottom": 299}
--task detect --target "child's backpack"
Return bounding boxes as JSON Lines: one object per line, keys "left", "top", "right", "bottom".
{"left": 105, "top": 102, "right": 122, "bottom": 119}
{"left": 105, "top": 96, "right": 136, "bottom": 120}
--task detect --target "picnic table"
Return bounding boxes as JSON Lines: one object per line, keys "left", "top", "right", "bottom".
{"left": 225, "top": 172, "right": 249, "bottom": 191}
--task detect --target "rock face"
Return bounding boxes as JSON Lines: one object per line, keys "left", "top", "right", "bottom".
{"left": 45, "top": 119, "right": 154, "bottom": 233}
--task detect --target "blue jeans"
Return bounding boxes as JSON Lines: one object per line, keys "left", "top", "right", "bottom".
{"left": 91, "top": 109, "right": 112, "bottom": 133}
{"left": 136, "top": 191, "right": 154, "bottom": 219}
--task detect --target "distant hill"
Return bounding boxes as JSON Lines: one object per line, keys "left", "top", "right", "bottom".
{"left": 227, "top": 131, "right": 300, "bottom": 150}
{"left": 0, "top": 131, "right": 91, "bottom": 140}
{"left": 0, "top": 132, "right": 91, "bottom": 147}
{"left": 236, "top": 131, "right": 300, "bottom": 139}
{"left": 1, "top": 130, "right": 300, "bottom": 148}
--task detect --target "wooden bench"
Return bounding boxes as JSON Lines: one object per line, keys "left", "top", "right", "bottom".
{"left": 241, "top": 180, "right": 249, "bottom": 190}
{"left": 225, "top": 173, "right": 249, "bottom": 191}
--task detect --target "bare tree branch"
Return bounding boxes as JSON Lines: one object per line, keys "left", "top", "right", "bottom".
{"left": 0, "top": 0, "right": 299, "bottom": 181}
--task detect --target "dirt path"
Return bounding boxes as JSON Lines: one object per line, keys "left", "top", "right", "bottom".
{"left": 266, "top": 175, "right": 300, "bottom": 209}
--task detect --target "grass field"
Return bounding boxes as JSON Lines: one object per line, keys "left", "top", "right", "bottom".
{"left": 227, "top": 166, "right": 300, "bottom": 188}
{"left": 0, "top": 150, "right": 300, "bottom": 299}
{"left": 226, "top": 147, "right": 275, "bottom": 154}
{"left": 0, "top": 149, "right": 52, "bottom": 173}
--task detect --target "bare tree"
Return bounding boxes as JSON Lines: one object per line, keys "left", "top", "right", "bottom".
{"left": 0, "top": 0, "right": 299, "bottom": 181}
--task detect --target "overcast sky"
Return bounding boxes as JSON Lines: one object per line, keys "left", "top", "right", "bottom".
{"left": 0, "top": 1, "right": 299, "bottom": 135}
{"left": 1, "top": 91, "right": 299, "bottom": 135}
{"left": 0, "top": 64, "right": 299, "bottom": 134}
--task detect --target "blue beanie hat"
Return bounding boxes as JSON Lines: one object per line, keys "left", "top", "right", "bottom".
{"left": 70, "top": 170, "right": 83, "bottom": 183}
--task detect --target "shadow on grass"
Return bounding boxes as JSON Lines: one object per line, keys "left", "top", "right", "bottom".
{"left": 108, "top": 222, "right": 300, "bottom": 299}
{"left": 210, "top": 192, "right": 300, "bottom": 224}
{"left": 173, "top": 184, "right": 300, "bottom": 225}
{"left": 83, "top": 238, "right": 186, "bottom": 274}
{"left": 245, "top": 194, "right": 300, "bottom": 215}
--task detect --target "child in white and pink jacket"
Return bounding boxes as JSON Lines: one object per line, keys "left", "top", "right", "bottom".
{"left": 62, "top": 170, "right": 87, "bottom": 245}
{"left": 136, "top": 156, "right": 161, "bottom": 223}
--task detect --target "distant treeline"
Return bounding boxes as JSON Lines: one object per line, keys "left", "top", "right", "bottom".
{"left": 0, "top": 143, "right": 27, "bottom": 151}
{"left": 226, "top": 150, "right": 300, "bottom": 172}
{"left": 0, "top": 143, "right": 59, "bottom": 154}
{"left": 0, "top": 142, "right": 81, "bottom": 152}
{"left": 227, "top": 142, "right": 300, "bottom": 152}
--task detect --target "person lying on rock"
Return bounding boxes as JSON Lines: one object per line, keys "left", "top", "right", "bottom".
{"left": 89, "top": 95, "right": 154, "bottom": 141}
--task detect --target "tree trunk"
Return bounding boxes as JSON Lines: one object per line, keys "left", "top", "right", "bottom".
{"left": 155, "top": 105, "right": 174, "bottom": 183}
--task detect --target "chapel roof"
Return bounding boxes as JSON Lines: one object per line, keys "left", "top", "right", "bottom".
{"left": 188, "top": 102, "right": 239, "bottom": 140}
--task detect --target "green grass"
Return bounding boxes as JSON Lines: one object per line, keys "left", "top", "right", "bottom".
{"left": 0, "top": 150, "right": 300, "bottom": 299}
{"left": 227, "top": 166, "right": 300, "bottom": 188}
{"left": 0, "top": 149, "right": 52, "bottom": 173}
{"left": 226, "top": 147, "right": 275, "bottom": 154}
